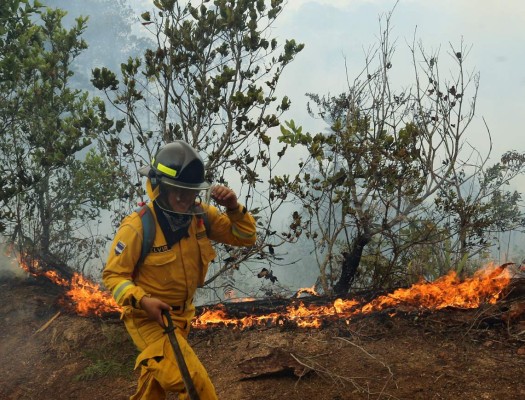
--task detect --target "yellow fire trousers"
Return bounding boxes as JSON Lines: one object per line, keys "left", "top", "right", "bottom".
{"left": 124, "top": 308, "right": 218, "bottom": 400}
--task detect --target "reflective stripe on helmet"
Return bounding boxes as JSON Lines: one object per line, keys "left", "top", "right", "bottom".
{"left": 113, "top": 279, "right": 135, "bottom": 303}
{"left": 152, "top": 157, "right": 178, "bottom": 177}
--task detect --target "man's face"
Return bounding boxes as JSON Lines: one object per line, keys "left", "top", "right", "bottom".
{"left": 166, "top": 186, "right": 200, "bottom": 212}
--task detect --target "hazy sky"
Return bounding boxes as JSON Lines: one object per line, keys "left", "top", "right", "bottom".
{"left": 131, "top": 0, "right": 524, "bottom": 172}
{"left": 129, "top": 0, "right": 525, "bottom": 288}
{"left": 277, "top": 1, "right": 524, "bottom": 160}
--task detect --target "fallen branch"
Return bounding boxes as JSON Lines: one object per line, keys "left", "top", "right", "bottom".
{"left": 289, "top": 345, "right": 399, "bottom": 400}
{"left": 34, "top": 311, "right": 61, "bottom": 334}
{"left": 336, "top": 336, "right": 397, "bottom": 398}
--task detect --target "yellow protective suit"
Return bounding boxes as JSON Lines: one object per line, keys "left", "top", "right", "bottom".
{"left": 103, "top": 180, "right": 256, "bottom": 399}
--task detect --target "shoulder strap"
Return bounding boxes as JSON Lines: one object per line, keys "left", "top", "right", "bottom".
{"left": 135, "top": 204, "right": 155, "bottom": 271}
{"left": 195, "top": 204, "right": 210, "bottom": 235}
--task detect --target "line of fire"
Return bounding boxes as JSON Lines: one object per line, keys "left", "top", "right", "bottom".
{"left": 12, "top": 248, "right": 525, "bottom": 330}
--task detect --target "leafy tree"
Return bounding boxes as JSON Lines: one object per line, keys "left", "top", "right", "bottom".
{"left": 0, "top": 0, "right": 43, "bottom": 225}
{"left": 433, "top": 151, "right": 525, "bottom": 273}
{"left": 91, "top": 0, "right": 303, "bottom": 297}
{"left": 277, "top": 11, "right": 525, "bottom": 295}
{"left": 0, "top": 3, "right": 125, "bottom": 270}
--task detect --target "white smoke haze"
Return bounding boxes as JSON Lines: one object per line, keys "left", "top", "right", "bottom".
{"left": 0, "top": 241, "right": 28, "bottom": 280}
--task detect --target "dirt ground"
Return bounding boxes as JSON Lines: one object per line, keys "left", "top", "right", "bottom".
{"left": 1, "top": 277, "right": 525, "bottom": 400}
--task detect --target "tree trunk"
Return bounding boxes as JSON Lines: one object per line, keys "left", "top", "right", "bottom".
{"left": 333, "top": 233, "right": 371, "bottom": 295}
{"left": 37, "top": 174, "right": 51, "bottom": 254}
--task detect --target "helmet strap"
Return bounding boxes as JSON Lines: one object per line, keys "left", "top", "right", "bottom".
{"left": 148, "top": 169, "right": 159, "bottom": 187}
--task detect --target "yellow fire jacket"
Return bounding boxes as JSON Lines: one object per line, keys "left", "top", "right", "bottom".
{"left": 103, "top": 180, "right": 255, "bottom": 399}
{"left": 102, "top": 180, "right": 257, "bottom": 334}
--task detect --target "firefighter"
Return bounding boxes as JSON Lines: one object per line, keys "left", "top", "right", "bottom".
{"left": 102, "top": 140, "right": 257, "bottom": 399}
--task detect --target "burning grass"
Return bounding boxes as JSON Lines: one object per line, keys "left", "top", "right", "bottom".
{"left": 195, "top": 263, "right": 512, "bottom": 329}
{"left": 15, "top": 251, "right": 516, "bottom": 330}
{"left": 17, "top": 253, "right": 120, "bottom": 317}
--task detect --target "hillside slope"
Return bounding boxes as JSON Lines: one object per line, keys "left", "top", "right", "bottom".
{"left": 1, "top": 277, "right": 525, "bottom": 400}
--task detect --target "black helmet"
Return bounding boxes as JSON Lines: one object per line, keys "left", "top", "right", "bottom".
{"left": 139, "top": 141, "right": 210, "bottom": 190}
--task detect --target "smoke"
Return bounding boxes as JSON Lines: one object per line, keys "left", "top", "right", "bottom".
{"left": 0, "top": 241, "right": 28, "bottom": 281}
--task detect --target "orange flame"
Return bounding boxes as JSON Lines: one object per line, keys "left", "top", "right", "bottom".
{"left": 194, "top": 263, "right": 511, "bottom": 329}
{"left": 223, "top": 289, "right": 256, "bottom": 303}
{"left": 17, "top": 254, "right": 120, "bottom": 317}
{"left": 294, "top": 285, "right": 320, "bottom": 298}
{"left": 16, "top": 253, "right": 512, "bottom": 328}
{"left": 42, "top": 269, "right": 69, "bottom": 287}
{"left": 361, "top": 265, "right": 509, "bottom": 314}
{"left": 65, "top": 273, "right": 120, "bottom": 317}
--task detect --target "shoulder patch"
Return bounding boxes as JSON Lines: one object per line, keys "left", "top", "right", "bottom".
{"left": 115, "top": 241, "right": 126, "bottom": 255}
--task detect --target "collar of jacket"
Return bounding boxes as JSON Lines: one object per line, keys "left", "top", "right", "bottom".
{"left": 153, "top": 201, "right": 191, "bottom": 248}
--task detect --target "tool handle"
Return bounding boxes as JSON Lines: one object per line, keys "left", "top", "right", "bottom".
{"left": 161, "top": 310, "right": 200, "bottom": 400}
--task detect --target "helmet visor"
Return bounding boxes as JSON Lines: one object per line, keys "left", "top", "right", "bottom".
{"left": 159, "top": 184, "right": 210, "bottom": 215}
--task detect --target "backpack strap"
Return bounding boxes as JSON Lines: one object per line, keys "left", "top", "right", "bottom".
{"left": 133, "top": 204, "right": 155, "bottom": 278}
{"left": 194, "top": 204, "right": 211, "bottom": 236}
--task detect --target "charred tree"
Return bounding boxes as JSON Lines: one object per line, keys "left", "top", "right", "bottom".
{"left": 333, "top": 233, "right": 371, "bottom": 295}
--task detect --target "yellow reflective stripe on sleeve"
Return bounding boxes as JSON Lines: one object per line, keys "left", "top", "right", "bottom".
{"left": 112, "top": 280, "right": 135, "bottom": 303}
{"left": 156, "top": 162, "right": 177, "bottom": 177}
{"left": 232, "top": 224, "right": 256, "bottom": 239}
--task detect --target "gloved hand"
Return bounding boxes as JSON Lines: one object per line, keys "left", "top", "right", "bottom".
{"left": 210, "top": 184, "right": 238, "bottom": 210}
{"left": 140, "top": 296, "right": 172, "bottom": 327}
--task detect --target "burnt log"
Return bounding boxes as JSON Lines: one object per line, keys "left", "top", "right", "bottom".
{"left": 195, "top": 295, "right": 342, "bottom": 319}
{"left": 238, "top": 347, "right": 310, "bottom": 379}
{"left": 21, "top": 251, "right": 75, "bottom": 282}
{"left": 503, "top": 278, "right": 525, "bottom": 300}
{"left": 37, "top": 252, "right": 75, "bottom": 281}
